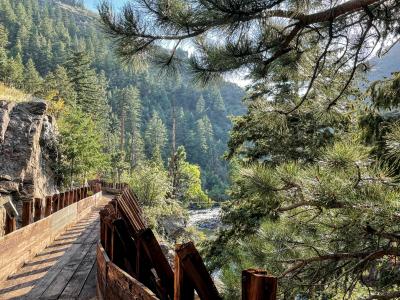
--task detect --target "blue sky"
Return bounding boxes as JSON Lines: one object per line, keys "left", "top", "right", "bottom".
{"left": 83, "top": 0, "right": 127, "bottom": 11}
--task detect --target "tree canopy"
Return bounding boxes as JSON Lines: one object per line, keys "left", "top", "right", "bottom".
{"left": 99, "top": 0, "right": 400, "bottom": 111}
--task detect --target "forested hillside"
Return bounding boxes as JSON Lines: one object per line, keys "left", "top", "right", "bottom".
{"left": 0, "top": 0, "right": 245, "bottom": 199}
{"left": 95, "top": 0, "right": 400, "bottom": 298}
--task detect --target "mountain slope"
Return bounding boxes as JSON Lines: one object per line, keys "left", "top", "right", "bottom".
{"left": 0, "top": 0, "right": 245, "bottom": 199}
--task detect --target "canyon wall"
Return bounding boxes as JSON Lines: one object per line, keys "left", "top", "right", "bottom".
{"left": 0, "top": 100, "right": 58, "bottom": 235}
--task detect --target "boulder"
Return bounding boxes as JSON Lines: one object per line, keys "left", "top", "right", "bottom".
{"left": 158, "top": 215, "right": 186, "bottom": 241}
{"left": 0, "top": 100, "right": 58, "bottom": 234}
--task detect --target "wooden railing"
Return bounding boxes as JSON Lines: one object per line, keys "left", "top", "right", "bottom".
{"left": 4, "top": 182, "right": 101, "bottom": 235}
{"left": 97, "top": 181, "right": 278, "bottom": 300}
{"left": 0, "top": 182, "right": 103, "bottom": 281}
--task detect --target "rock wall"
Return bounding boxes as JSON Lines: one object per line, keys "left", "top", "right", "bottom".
{"left": 0, "top": 100, "right": 58, "bottom": 235}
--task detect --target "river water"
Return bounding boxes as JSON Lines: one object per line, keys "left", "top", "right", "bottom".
{"left": 188, "top": 207, "right": 221, "bottom": 230}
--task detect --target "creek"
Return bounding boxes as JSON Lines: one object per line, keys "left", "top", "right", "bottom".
{"left": 187, "top": 207, "right": 221, "bottom": 231}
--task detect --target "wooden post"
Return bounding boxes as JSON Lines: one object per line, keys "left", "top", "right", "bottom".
{"left": 135, "top": 238, "right": 155, "bottom": 292}
{"left": 138, "top": 228, "right": 175, "bottom": 300}
{"left": 175, "top": 242, "right": 222, "bottom": 300}
{"left": 113, "top": 219, "right": 137, "bottom": 276}
{"left": 65, "top": 191, "right": 69, "bottom": 207}
{"left": 109, "top": 224, "right": 125, "bottom": 268}
{"left": 58, "top": 193, "right": 63, "bottom": 210}
{"left": 100, "top": 213, "right": 106, "bottom": 247}
{"left": 63, "top": 191, "right": 67, "bottom": 207}
{"left": 105, "top": 224, "right": 112, "bottom": 255}
{"left": 242, "top": 269, "right": 277, "bottom": 300}
{"left": 174, "top": 245, "right": 195, "bottom": 300}
{"left": 68, "top": 190, "right": 72, "bottom": 205}
{"left": 22, "top": 200, "right": 33, "bottom": 226}
{"left": 79, "top": 187, "right": 83, "bottom": 200}
{"left": 34, "top": 198, "right": 43, "bottom": 222}
{"left": 53, "top": 194, "right": 59, "bottom": 212}
{"left": 5, "top": 214, "right": 16, "bottom": 234}
{"left": 83, "top": 186, "right": 88, "bottom": 198}
{"left": 45, "top": 196, "right": 52, "bottom": 217}
{"left": 72, "top": 189, "right": 76, "bottom": 203}
{"left": 67, "top": 190, "right": 72, "bottom": 205}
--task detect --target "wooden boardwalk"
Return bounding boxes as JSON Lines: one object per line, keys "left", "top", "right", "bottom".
{"left": 0, "top": 196, "right": 112, "bottom": 300}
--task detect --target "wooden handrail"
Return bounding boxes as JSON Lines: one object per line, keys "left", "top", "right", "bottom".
{"left": 175, "top": 242, "right": 221, "bottom": 300}
{"left": 98, "top": 181, "right": 278, "bottom": 300}
{"left": 10, "top": 183, "right": 99, "bottom": 234}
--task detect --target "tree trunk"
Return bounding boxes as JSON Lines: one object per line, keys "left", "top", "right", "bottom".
{"left": 130, "top": 125, "right": 136, "bottom": 172}
{"left": 120, "top": 110, "right": 126, "bottom": 157}
{"left": 170, "top": 98, "right": 178, "bottom": 198}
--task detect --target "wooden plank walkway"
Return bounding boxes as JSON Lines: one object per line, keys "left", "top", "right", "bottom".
{"left": 0, "top": 195, "right": 112, "bottom": 300}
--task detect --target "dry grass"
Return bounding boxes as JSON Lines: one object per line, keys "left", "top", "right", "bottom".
{"left": 0, "top": 83, "right": 31, "bottom": 103}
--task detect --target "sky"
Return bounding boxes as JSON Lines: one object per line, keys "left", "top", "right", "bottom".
{"left": 83, "top": 0, "right": 400, "bottom": 87}
{"left": 83, "top": 0, "right": 127, "bottom": 11}
{"left": 82, "top": 0, "right": 250, "bottom": 87}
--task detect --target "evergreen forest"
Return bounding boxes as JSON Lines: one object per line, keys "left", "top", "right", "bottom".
{"left": 0, "top": 0, "right": 245, "bottom": 203}
{"left": 1, "top": 0, "right": 400, "bottom": 299}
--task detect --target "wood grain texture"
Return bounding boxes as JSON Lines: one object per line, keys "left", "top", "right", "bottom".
{"left": 242, "top": 269, "right": 277, "bottom": 300}
{"left": 0, "top": 194, "right": 112, "bottom": 300}
{"left": 174, "top": 245, "right": 194, "bottom": 300}
{"left": 0, "top": 192, "right": 102, "bottom": 281}
{"left": 175, "top": 242, "right": 222, "bottom": 300}
{"left": 96, "top": 242, "right": 159, "bottom": 300}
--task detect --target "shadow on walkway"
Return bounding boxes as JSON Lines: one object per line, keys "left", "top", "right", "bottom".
{"left": 0, "top": 197, "right": 111, "bottom": 300}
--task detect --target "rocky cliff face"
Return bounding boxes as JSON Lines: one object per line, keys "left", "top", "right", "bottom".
{"left": 0, "top": 100, "right": 58, "bottom": 235}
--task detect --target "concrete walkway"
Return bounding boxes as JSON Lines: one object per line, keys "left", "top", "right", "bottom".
{"left": 0, "top": 195, "right": 112, "bottom": 300}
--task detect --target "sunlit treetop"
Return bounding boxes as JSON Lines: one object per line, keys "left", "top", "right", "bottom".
{"left": 99, "top": 0, "right": 400, "bottom": 112}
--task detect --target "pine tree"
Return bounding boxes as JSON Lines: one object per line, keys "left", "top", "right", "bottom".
{"left": 171, "top": 146, "right": 209, "bottom": 205}
{"left": 65, "top": 51, "right": 107, "bottom": 117}
{"left": 196, "top": 116, "right": 214, "bottom": 157}
{"left": 23, "top": 58, "right": 42, "bottom": 94}
{"left": 114, "top": 85, "right": 142, "bottom": 163}
{"left": 212, "top": 90, "right": 226, "bottom": 113}
{"left": 195, "top": 95, "right": 205, "bottom": 115}
{"left": 0, "top": 25, "right": 8, "bottom": 49}
{"left": 58, "top": 107, "right": 109, "bottom": 187}
{"left": 0, "top": 25, "right": 9, "bottom": 81}
{"left": 42, "top": 65, "right": 77, "bottom": 106}
{"left": 145, "top": 112, "right": 167, "bottom": 164}
{"left": 6, "top": 54, "right": 24, "bottom": 88}
{"left": 126, "top": 86, "right": 142, "bottom": 168}
{"left": 0, "top": 48, "right": 8, "bottom": 81}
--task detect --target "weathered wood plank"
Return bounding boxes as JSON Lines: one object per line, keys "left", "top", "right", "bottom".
{"left": 22, "top": 200, "right": 33, "bottom": 227}
{"left": 34, "top": 198, "right": 43, "bottom": 222}
{"left": 106, "top": 261, "right": 158, "bottom": 300}
{"left": 59, "top": 243, "right": 97, "bottom": 299}
{"left": 174, "top": 244, "right": 194, "bottom": 300}
{"left": 138, "top": 228, "right": 174, "bottom": 299}
{"left": 38, "top": 239, "right": 94, "bottom": 298}
{"left": 5, "top": 214, "right": 16, "bottom": 234}
{"left": 25, "top": 243, "right": 81, "bottom": 299}
{"left": 113, "top": 219, "right": 137, "bottom": 276}
{"left": 175, "top": 242, "right": 222, "bottom": 300}
{"left": 242, "top": 269, "right": 277, "bottom": 300}
{"left": 45, "top": 196, "right": 52, "bottom": 217}
{"left": 96, "top": 242, "right": 109, "bottom": 298}
{"left": 78, "top": 263, "right": 97, "bottom": 300}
